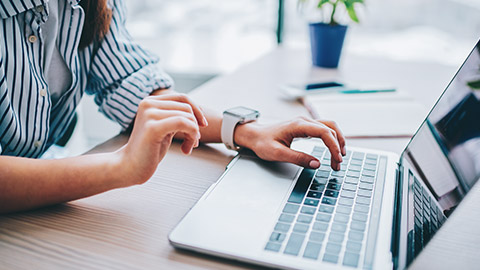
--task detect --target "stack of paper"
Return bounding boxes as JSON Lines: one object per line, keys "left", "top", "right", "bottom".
{"left": 302, "top": 92, "right": 428, "bottom": 138}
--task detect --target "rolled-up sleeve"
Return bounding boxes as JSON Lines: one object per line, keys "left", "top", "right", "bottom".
{"left": 85, "top": 0, "right": 173, "bottom": 129}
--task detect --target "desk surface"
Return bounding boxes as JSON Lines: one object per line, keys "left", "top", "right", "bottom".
{"left": 2, "top": 48, "right": 478, "bottom": 270}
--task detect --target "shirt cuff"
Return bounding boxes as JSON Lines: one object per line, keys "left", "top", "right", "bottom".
{"left": 97, "top": 64, "right": 174, "bottom": 130}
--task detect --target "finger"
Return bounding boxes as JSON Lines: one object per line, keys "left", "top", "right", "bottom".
{"left": 321, "top": 120, "right": 346, "bottom": 156}
{"left": 143, "top": 107, "right": 198, "bottom": 125}
{"left": 181, "top": 137, "right": 197, "bottom": 155}
{"left": 148, "top": 116, "right": 201, "bottom": 146}
{"left": 270, "top": 143, "right": 321, "bottom": 169}
{"left": 147, "top": 94, "right": 208, "bottom": 127}
{"left": 289, "top": 119, "right": 343, "bottom": 165}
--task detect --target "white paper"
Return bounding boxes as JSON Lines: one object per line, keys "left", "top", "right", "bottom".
{"left": 303, "top": 92, "right": 428, "bottom": 137}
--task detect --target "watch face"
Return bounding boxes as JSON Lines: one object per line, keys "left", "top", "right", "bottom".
{"left": 227, "top": 106, "right": 257, "bottom": 116}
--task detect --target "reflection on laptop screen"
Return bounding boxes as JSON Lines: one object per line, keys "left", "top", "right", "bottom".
{"left": 405, "top": 41, "right": 480, "bottom": 215}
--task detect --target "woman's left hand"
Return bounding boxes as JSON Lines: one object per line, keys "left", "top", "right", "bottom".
{"left": 234, "top": 117, "right": 346, "bottom": 171}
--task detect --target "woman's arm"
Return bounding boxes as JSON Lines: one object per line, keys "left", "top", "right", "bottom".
{"left": 0, "top": 94, "right": 206, "bottom": 214}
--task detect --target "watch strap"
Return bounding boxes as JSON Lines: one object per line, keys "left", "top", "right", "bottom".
{"left": 221, "top": 113, "right": 241, "bottom": 150}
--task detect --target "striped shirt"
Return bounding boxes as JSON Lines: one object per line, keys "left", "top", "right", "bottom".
{"left": 0, "top": 0, "right": 173, "bottom": 158}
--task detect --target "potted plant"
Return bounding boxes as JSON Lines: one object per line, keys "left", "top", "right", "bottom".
{"left": 298, "top": 0, "right": 364, "bottom": 68}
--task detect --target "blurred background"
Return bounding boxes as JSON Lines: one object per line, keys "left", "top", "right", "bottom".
{"left": 58, "top": 0, "right": 480, "bottom": 157}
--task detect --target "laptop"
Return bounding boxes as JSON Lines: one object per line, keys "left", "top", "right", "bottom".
{"left": 169, "top": 40, "right": 480, "bottom": 269}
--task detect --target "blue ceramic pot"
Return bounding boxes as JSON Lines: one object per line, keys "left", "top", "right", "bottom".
{"left": 309, "top": 23, "right": 348, "bottom": 68}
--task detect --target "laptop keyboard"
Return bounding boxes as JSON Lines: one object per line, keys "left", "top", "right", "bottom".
{"left": 265, "top": 146, "right": 383, "bottom": 268}
{"left": 411, "top": 176, "right": 446, "bottom": 258}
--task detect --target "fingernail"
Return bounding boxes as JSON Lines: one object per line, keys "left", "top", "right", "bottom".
{"left": 309, "top": 160, "right": 320, "bottom": 169}
{"left": 342, "top": 146, "right": 346, "bottom": 156}
{"left": 337, "top": 164, "right": 341, "bottom": 171}
{"left": 203, "top": 116, "right": 208, "bottom": 126}
{"left": 338, "top": 154, "right": 343, "bottom": 162}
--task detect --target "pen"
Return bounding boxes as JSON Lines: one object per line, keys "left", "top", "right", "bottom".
{"left": 339, "top": 88, "right": 396, "bottom": 94}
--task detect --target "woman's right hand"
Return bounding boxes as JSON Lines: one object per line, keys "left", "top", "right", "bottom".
{"left": 117, "top": 93, "right": 208, "bottom": 186}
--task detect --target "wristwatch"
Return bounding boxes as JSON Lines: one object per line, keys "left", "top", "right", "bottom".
{"left": 221, "top": 106, "right": 260, "bottom": 150}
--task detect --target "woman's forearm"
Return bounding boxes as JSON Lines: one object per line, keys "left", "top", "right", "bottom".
{"left": 0, "top": 152, "right": 125, "bottom": 213}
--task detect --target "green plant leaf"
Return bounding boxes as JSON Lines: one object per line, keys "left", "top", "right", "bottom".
{"left": 467, "top": 79, "right": 480, "bottom": 90}
{"left": 344, "top": 1, "right": 359, "bottom": 23}
{"left": 317, "top": 0, "right": 330, "bottom": 9}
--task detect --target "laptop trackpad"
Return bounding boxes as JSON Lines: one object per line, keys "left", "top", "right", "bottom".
{"left": 170, "top": 155, "right": 300, "bottom": 256}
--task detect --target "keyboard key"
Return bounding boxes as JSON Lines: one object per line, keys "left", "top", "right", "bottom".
{"left": 343, "top": 183, "right": 357, "bottom": 191}
{"left": 362, "top": 170, "right": 376, "bottom": 177}
{"left": 324, "top": 190, "right": 339, "bottom": 198}
{"left": 283, "top": 203, "right": 300, "bottom": 214}
{"left": 270, "top": 232, "right": 287, "bottom": 242}
{"left": 304, "top": 198, "right": 319, "bottom": 207}
{"left": 358, "top": 189, "right": 372, "bottom": 198}
{"left": 310, "top": 231, "right": 326, "bottom": 243}
{"left": 329, "top": 177, "right": 343, "bottom": 184}
{"left": 328, "top": 232, "right": 345, "bottom": 244}
{"left": 345, "top": 177, "right": 359, "bottom": 184}
{"left": 297, "top": 214, "right": 313, "bottom": 224}
{"left": 341, "top": 190, "right": 355, "bottom": 199}
{"left": 318, "top": 204, "right": 334, "bottom": 214}
{"left": 316, "top": 170, "right": 330, "bottom": 178}
{"left": 303, "top": 242, "right": 322, "bottom": 260}
{"left": 334, "top": 213, "right": 350, "bottom": 224}
{"left": 275, "top": 222, "right": 291, "bottom": 232}
{"left": 350, "top": 159, "right": 363, "bottom": 166}
{"left": 331, "top": 222, "right": 347, "bottom": 233}
{"left": 352, "top": 213, "right": 368, "bottom": 223}
{"left": 347, "top": 171, "right": 361, "bottom": 178}
{"left": 310, "top": 183, "right": 326, "bottom": 191}
{"left": 351, "top": 221, "right": 367, "bottom": 231}
{"left": 354, "top": 204, "right": 369, "bottom": 214}
{"left": 352, "top": 152, "right": 365, "bottom": 160}
{"left": 338, "top": 197, "right": 354, "bottom": 206}
{"left": 307, "top": 191, "right": 322, "bottom": 199}
{"left": 336, "top": 205, "right": 352, "bottom": 215}
{"left": 359, "top": 182, "right": 373, "bottom": 190}
{"left": 279, "top": 213, "right": 295, "bottom": 223}
{"left": 360, "top": 176, "right": 375, "bottom": 184}
{"left": 343, "top": 252, "right": 360, "bottom": 267}
{"left": 316, "top": 213, "right": 332, "bottom": 222}
{"left": 288, "top": 169, "right": 315, "bottom": 204}
{"left": 349, "top": 231, "right": 364, "bottom": 242}
{"left": 331, "top": 171, "right": 345, "bottom": 177}
{"left": 314, "top": 177, "right": 328, "bottom": 185}
{"left": 327, "top": 183, "right": 342, "bottom": 191}
{"left": 364, "top": 164, "right": 377, "bottom": 171}
{"left": 326, "top": 242, "right": 342, "bottom": 254}
{"left": 322, "top": 197, "right": 337, "bottom": 205}
{"left": 293, "top": 223, "right": 309, "bottom": 233}
{"left": 356, "top": 196, "right": 371, "bottom": 205}
{"left": 284, "top": 233, "right": 306, "bottom": 256}
{"left": 265, "top": 242, "right": 281, "bottom": 252}
{"left": 301, "top": 206, "right": 316, "bottom": 215}
{"left": 366, "top": 153, "right": 378, "bottom": 160}
{"left": 365, "top": 159, "right": 377, "bottom": 166}
{"left": 348, "top": 165, "right": 362, "bottom": 172}
{"left": 312, "top": 221, "right": 329, "bottom": 232}
{"left": 346, "top": 241, "right": 362, "bottom": 253}
{"left": 323, "top": 253, "right": 339, "bottom": 263}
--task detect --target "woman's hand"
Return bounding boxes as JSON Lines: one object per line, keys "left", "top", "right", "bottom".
{"left": 118, "top": 93, "right": 208, "bottom": 186}
{"left": 234, "top": 117, "right": 346, "bottom": 170}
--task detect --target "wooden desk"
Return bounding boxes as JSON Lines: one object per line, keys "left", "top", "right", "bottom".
{"left": 2, "top": 48, "right": 477, "bottom": 269}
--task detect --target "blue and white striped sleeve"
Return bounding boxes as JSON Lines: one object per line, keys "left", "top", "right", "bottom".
{"left": 85, "top": 0, "right": 173, "bottom": 129}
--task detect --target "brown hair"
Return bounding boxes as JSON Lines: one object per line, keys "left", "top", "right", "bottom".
{"left": 79, "top": 0, "right": 112, "bottom": 49}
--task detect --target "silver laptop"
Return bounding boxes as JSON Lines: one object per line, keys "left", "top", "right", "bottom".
{"left": 169, "top": 40, "right": 480, "bottom": 270}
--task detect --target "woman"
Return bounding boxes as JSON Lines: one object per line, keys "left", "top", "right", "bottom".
{"left": 0, "top": 0, "right": 345, "bottom": 213}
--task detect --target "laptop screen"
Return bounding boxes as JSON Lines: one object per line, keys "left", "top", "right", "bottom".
{"left": 400, "top": 40, "right": 480, "bottom": 263}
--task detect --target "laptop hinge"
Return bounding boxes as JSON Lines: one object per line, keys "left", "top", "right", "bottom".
{"left": 391, "top": 164, "right": 404, "bottom": 269}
